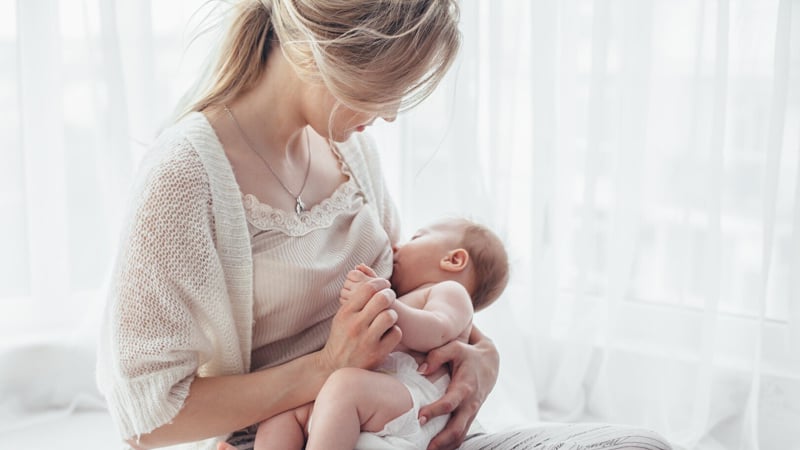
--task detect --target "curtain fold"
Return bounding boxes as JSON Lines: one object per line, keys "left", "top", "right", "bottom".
{"left": 1, "top": 0, "right": 217, "bottom": 337}
{"left": 17, "top": 0, "right": 70, "bottom": 302}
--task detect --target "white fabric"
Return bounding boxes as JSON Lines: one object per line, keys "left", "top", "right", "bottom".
{"left": 95, "top": 111, "right": 399, "bottom": 443}
{"left": 354, "top": 352, "right": 450, "bottom": 450}
{"left": 2, "top": 1, "right": 220, "bottom": 438}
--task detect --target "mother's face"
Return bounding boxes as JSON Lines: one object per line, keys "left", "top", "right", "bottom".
{"left": 302, "top": 85, "right": 397, "bottom": 142}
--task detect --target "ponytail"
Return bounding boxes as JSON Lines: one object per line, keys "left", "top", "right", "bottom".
{"left": 188, "top": 0, "right": 273, "bottom": 114}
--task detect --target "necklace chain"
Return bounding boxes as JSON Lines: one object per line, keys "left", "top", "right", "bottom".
{"left": 224, "top": 105, "right": 312, "bottom": 214}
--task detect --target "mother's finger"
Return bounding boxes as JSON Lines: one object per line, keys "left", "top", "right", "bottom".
{"left": 426, "top": 405, "right": 475, "bottom": 450}
{"left": 420, "top": 339, "right": 464, "bottom": 375}
{"left": 418, "top": 381, "right": 468, "bottom": 425}
{"left": 359, "top": 287, "right": 396, "bottom": 322}
{"left": 377, "top": 324, "right": 403, "bottom": 358}
{"left": 366, "top": 308, "right": 403, "bottom": 352}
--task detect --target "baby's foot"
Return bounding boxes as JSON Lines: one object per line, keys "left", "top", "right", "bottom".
{"left": 340, "top": 264, "right": 380, "bottom": 304}
{"left": 355, "top": 263, "right": 378, "bottom": 277}
{"left": 217, "top": 442, "right": 237, "bottom": 450}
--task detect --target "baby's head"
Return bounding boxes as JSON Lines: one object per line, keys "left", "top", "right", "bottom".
{"left": 391, "top": 218, "right": 509, "bottom": 311}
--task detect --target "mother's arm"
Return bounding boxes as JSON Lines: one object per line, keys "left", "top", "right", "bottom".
{"left": 130, "top": 353, "right": 328, "bottom": 449}
{"left": 131, "top": 278, "right": 402, "bottom": 449}
{"left": 417, "top": 325, "right": 500, "bottom": 450}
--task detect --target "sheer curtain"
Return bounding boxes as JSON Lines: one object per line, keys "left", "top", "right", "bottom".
{"left": 1, "top": 0, "right": 215, "bottom": 340}
{"left": 3, "top": 0, "right": 799, "bottom": 448}
{"left": 371, "top": 1, "right": 800, "bottom": 449}
{"left": 0, "top": 0, "right": 214, "bottom": 431}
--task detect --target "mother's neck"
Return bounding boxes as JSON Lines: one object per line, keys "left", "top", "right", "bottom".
{"left": 225, "top": 45, "right": 309, "bottom": 158}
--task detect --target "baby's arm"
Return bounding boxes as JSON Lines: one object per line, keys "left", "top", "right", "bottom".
{"left": 339, "top": 264, "right": 473, "bottom": 352}
{"left": 391, "top": 281, "right": 473, "bottom": 352}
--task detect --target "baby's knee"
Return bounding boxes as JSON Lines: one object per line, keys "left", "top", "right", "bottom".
{"left": 320, "top": 367, "right": 369, "bottom": 399}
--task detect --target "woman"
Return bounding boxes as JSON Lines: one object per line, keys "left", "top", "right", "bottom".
{"left": 97, "top": 1, "right": 672, "bottom": 449}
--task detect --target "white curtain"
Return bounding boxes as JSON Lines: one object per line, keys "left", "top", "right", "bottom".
{"left": 372, "top": 1, "right": 800, "bottom": 449}
{"left": 0, "top": 0, "right": 215, "bottom": 433}
{"left": 0, "top": 0, "right": 219, "bottom": 337}
{"left": 2, "top": 1, "right": 799, "bottom": 448}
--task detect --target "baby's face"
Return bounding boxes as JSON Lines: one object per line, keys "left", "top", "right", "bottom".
{"left": 390, "top": 220, "right": 464, "bottom": 296}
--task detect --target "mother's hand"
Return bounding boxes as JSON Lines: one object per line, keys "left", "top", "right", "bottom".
{"left": 318, "top": 275, "right": 402, "bottom": 372}
{"left": 418, "top": 326, "right": 499, "bottom": 450}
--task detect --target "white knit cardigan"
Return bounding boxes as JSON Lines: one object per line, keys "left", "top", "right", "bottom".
{"left": 96, "top": 112, "right": 399, "bottom": 445}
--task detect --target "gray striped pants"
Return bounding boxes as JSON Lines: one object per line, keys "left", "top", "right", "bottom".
{"left": 227, "top": 422, "right": 673, "bottom": 449}
{"left": 458, "top": 423, "right": 672, "bottom": 449}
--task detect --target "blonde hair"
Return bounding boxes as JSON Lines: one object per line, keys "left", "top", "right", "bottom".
{"left": 188, "top": 0, "right": 460, "bottom": 116}
{"left": 459, "top": 220, "right": 509, "bottom": 311}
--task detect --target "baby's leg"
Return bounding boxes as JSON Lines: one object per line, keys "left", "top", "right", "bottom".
{"left": 252, "top": 403, "right": 313, "bottom": 450}
{"left": 306, "top": 367, "right": 412, "bottom": 450}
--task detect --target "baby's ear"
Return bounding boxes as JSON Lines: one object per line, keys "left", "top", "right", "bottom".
{"left": 440, "top": 248, "right": 469, "bottom": 272}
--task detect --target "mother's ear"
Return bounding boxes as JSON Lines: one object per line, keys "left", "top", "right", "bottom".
{"left": 440, "top": 248, "right": 469, "bottom": 272}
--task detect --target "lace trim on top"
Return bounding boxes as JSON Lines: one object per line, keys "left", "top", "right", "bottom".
{"left": 243, "top": 179, "right": 361, "bottom": 236}
{"left": 243, "top": 146, "right": 364, "bottom": 236}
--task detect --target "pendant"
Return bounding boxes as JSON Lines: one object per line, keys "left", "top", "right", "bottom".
{"left": 295, "top": 196, "right": 306, "bottom": 214}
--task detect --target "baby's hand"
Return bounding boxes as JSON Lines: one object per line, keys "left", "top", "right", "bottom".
{"left": 340, "top": 264, "right": 382, "bottom": 304}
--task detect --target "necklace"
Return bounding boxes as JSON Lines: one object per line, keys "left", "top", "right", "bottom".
{"left": 224, "top": 105, "right": 311, "bottom": 214}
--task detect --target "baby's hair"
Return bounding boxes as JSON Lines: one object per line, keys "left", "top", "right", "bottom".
{"left": 188, "top": 0, "right": 461, "bottom": 117}
{"left": 457, "top": 219, "right": 509, "bottom": 311}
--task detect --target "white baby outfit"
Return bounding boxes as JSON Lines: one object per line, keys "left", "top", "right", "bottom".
{"left": 354, "top": 352, "right": 450, "bottom": 450}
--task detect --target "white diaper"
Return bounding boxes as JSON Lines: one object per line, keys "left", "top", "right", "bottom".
{"left": 354, "top": 352, "right": 450, "bottom": 450}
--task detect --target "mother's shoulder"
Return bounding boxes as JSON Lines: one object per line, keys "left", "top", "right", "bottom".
{"left": 152, "top": 112, "right": 221, "bottom": 156}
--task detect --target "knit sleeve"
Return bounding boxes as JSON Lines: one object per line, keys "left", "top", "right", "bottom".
{"left": 98, "top": 139, "right": 226, "bottom": 440}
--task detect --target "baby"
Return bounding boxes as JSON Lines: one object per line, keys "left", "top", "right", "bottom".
{"left": 221, "top": 217, "right": 509, "bottom": 450}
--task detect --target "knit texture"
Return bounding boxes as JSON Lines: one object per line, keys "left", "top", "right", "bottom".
{"left": 96, "top": 112, "right": 400, "bottom": 446}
